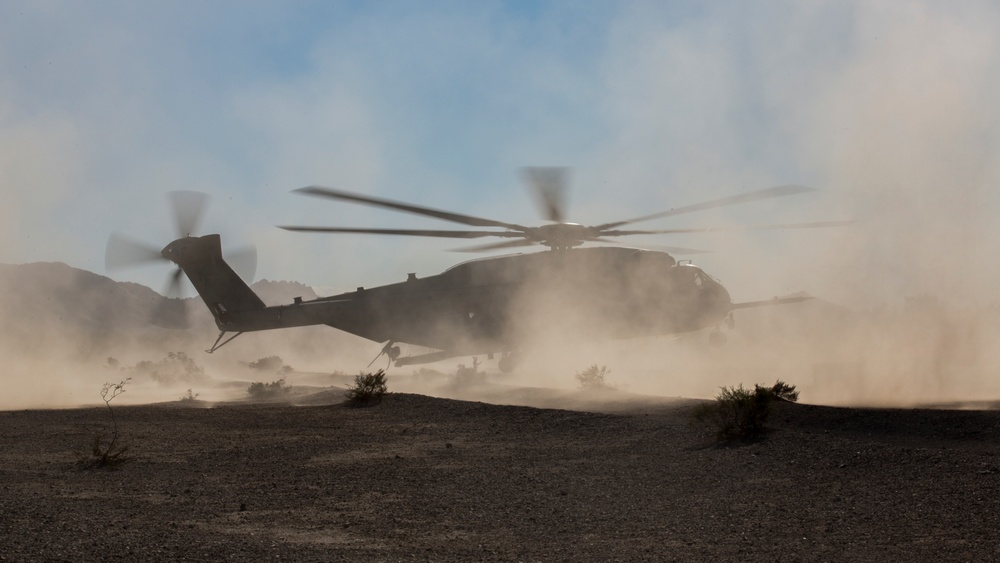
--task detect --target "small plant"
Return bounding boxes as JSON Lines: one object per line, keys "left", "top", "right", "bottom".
{"left": 345, "top": 370, "right": 388, "bottom": 405}
{"left": 79, "top": 378, "right": 131, "bottom": 468}
{"left": 692, "top": 380, "right": 799, "bottom": 442}
{"left": 248, "top": 355, "right": 293, "bottom": 374}
{"left": 413, "top": 367, "right": 446, "bottom": 382}
{"left": 763, "top": 380, "right": 799, "bottom": 402}
{"left": 450, "top": 358, "right": 482, "bottom": 387}
{"left": 246, "top": 378, "right": 291, "bottom": 401}
{"left": 575, "top": 364, "right": 615, "bottom": 391}
{"left": 129, "top": 352, "right": 206, "bottom": 385}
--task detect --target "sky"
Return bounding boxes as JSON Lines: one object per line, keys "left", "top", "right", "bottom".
{"left": 2, "top": 0, "right": 1000, "bottom": 306}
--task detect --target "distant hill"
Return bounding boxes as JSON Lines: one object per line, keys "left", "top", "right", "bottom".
{"left": 0, "top": 262, "right": 367, "bottom": 368}
{"left": 0, "top": 262, "right": 322, "bottom": 328}
{"left": 0, "top": 262, "right": 165, "bottom": 329}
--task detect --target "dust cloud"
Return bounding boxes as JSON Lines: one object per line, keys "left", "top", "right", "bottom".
{"left": 3, "top": 3, "right": 1000, "bottom": 410}
{"left": 2, "top": 251, "right": 1000, "bottom": 410}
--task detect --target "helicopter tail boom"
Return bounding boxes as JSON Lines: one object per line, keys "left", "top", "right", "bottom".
{"left": 163, "top": 234, "right": 365, "bottom": 336}
{"left": 160, "top": 234, "right": 267, "bottom": 330}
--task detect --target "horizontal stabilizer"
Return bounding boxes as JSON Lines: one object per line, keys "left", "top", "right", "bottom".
{"left": 731, "top": 294, "right": 813, "bottom": 310}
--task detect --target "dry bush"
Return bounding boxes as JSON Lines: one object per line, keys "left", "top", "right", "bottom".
{"left": 575, "top": 364, "right": 615, "bottom": 391}
{"left": 246, "top": 378, "right": 291, "bottom": 401}
{"left": 693, "top": 381, "right": 798, "bottom": 442}
{"left": 129, "top": 352, "right": 206, "bottom": 385}
{"left": 77, "top": 378, "right": 131, "bottom": 469}
{"left": 248, "top": 355, "right": 293, "bottom": 374}
{"left": 765, "top": 380, "right": 800, "bottom": 402}
{"left": 346, "top": 370, "right": 388, "bottom": 406}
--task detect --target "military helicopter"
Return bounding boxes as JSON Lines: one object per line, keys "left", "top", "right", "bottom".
{"left": 106, "top": 168, "right": 848, "bottom": 372}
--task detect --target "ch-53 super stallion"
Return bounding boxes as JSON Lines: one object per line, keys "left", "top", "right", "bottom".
{"left": 106, "top": 168, "right": 848, "bottom": 372}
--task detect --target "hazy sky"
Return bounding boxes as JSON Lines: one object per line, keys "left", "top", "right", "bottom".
{"left": 3, "top": 1, "right": 999, "bottom": 306}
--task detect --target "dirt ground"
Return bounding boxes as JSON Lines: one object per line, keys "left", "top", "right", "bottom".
{"left": 2, "top": 389, "right": 999, "bottom": 561}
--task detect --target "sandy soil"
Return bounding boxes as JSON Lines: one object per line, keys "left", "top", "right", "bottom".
{"left": 2, "top": 389, "right": 999, "bottom": 561}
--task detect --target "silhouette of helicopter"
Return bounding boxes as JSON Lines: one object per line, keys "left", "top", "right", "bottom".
{"left": 106, "top": 168, "right": 848, "bottom": 372}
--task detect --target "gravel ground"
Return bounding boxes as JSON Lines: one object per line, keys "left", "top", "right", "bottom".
{"left": 2, "top": 391, "right": 999, "bottom": 561}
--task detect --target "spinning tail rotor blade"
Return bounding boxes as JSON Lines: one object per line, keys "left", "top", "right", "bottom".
{"left": 169, "top": 190, "right": 209, "bottom": 238}
{"left": 162, "top": 267, "right": 185, "bottom": 298}
{"left": 105, "top": 233, "right": 166, "bottom": 270}
{"left": 107, "top": 190, "right": 254, "bottom": 329}
{"left": 151, "top": 268, "right": 190, "bottom": 328}
{"left": 522, "top": 167, "right": 568, "bottom": 223}
{"left": 225, "top": 245, "right": 258, "bottom": 283}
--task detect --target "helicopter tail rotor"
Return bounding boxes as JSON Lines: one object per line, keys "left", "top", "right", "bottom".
{"left": 105, "top": 192, "right": 257, "bottom": 328}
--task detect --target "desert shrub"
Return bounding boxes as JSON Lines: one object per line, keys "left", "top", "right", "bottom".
{"left": 345, "top": 370, "right": 388, "bottom": 405}
{"left": 129, "top": 352, "right": 206, "bottom": 385}
{"left": 449, "top": 359, "right": 484, "bottom": 387}
{"left": 78, "top": 378, "right": 131, "bottom": 469}
{"left": 762, "top": 380, "right": 799, "bottom": 402}
{"left": 246, "top": 377, "right": 291, "bottom": 401}
{"left": 693, "top": 381, "right": 799, "bottom": 442}
{"left": 575, "top": 364, "right": 615, "bottom": 391}
{"left": 413, "top": 367, "right": 447, "bottom": 382}
{"left": 248, "top": 355, "right": 292, "bottom": 374}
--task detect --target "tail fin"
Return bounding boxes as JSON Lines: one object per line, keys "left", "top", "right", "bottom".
{"left": 161, "top": 234, "right": 265, "bottom": 329}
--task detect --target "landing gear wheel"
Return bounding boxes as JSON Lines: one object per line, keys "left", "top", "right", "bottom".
{"left": 498, "top": 354, "right": 517, "bottom": 374}
{"left": 708, "top": 331, "right": 727, "bottom": 347}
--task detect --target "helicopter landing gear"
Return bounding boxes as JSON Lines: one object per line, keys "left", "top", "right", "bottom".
{"left": 498, "top": 353, "right": 518, "bottom": 374}
{"left": 708, "top": 330, "right": 727, "bottom": 347}
{"left": 368, "top": 340, "right": 401, "bottom": 369}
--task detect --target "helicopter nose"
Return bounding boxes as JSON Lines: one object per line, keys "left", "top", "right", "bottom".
{"left": 704, "top": 279, "right": 732, "bottom": 317}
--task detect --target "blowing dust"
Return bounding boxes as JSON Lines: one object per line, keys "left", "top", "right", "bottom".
{"left": 3, "top": 3, "right": 1000, "bottom": 410}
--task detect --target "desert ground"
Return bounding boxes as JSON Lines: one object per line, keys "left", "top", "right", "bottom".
{"left": 2, "top": 381, "right": 999, "bottom": 562}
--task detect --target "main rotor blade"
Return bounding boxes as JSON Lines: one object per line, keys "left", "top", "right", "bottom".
{"left": 278, "top": 225, "right": 521, "bottom": 239}
{"left": 225, "top": 245, "right": 258, "bottom": 283}
{"left": 105, "top": 233, "right": 167, "bottom": 271}
{"left": 596, "top": 185, "right": 816, "bottom": 230}
{"left": 522, "top": 167, "right": 568, "bottom": 223}
{"left": 294, "top": 186, "right": 529, "bottom": 231}
{"left": 602, "top": 219, "right": 854, "bottom": 236}
{"left": 449, "top": 239, "right": 539, "bottom": 253}
{"left": 169, "top": 191, "right": 209, "bottom": 238}
{"left": 589, "top": 240, "right": 713, "bottom": 255}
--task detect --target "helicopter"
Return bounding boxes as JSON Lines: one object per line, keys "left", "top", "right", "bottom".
{"left": 106, "top": 168, "right": 849, "bottom": 372}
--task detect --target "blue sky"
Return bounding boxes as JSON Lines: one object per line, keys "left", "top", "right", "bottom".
{"left": 2, "top": 1, "right": 1000, "bottom": 305}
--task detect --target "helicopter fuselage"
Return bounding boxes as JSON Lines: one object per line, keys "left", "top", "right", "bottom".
{"left": 185, "top": 242, "right": 733, "bottom": 359}
{"left": 121, "top": 179, "right": 835, "bottom": 370}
